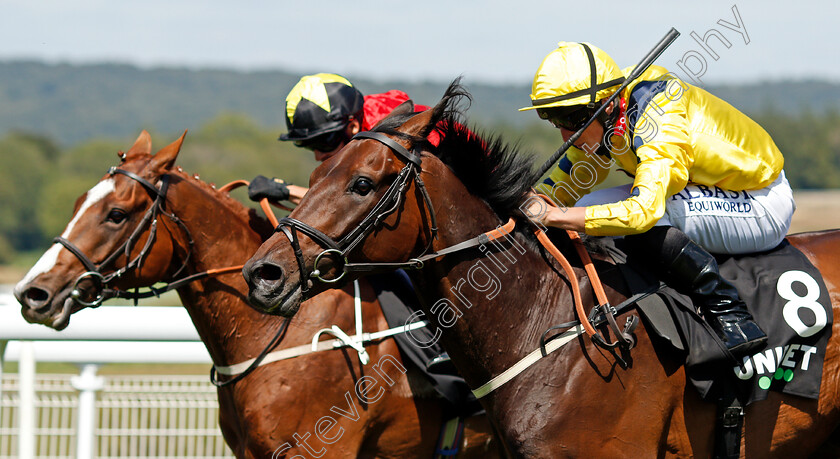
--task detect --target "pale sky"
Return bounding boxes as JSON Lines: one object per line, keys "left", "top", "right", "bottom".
{"left": 2, "top": 0, "right": 838, "bottom": 85}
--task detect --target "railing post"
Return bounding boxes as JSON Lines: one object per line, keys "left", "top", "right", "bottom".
{"left": 71, "top": 364, "right": 103, "bottom": 459}
{"left": 18, "top": 340, "right": 35, "bottom": 459}
{"left": 0, "top": 340, "right": 6, "bottom": 427}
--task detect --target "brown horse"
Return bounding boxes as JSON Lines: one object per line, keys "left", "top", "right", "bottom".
{"left": 14, "top": 131, "right": 499, "bottom": 458}
{"left": 243, "top": 81, "right": 840, "bottom": 457}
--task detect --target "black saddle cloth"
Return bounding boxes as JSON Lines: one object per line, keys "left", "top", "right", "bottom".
{"left": 610, "top": 238, "right": 833, "bottom": 404}
{"left": 366, "top": 271, "right": 484, "bottom": 417}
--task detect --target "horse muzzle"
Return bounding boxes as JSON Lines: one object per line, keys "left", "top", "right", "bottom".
{"left": 243, "top": 258, "right": 302, "bottom": 317}
{"left": 15, "top": 282, "right": 77, "bottom": 330}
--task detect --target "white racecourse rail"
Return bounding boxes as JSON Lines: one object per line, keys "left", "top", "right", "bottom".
{"left": 0, "top": 293, "right": 233, "bottom": 459}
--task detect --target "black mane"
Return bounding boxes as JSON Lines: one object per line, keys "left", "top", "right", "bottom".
{"left": 372, "top": 79, "right": 542, "bottom": 219}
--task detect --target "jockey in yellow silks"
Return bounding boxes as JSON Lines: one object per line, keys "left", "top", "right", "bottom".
{"left": 523, "top": 42, "right": 796, "bottom": 359}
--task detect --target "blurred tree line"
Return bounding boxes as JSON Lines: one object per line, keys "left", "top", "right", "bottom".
{"left": 0, "top": 113, "right": 318, "bottom": 263}
{"left": 1, "top": 109, "right": 838, "bottom": 263}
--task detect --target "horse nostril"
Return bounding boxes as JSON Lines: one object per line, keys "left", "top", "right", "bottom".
{"left": 23, "top": 287, "right": 50, "bottom": 309}
{"left": 257, "top": 263, "right": 284, "bottom": 283}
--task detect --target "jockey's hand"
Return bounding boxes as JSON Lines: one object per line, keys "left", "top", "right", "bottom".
{"left": 248, "top": 175, "right": 291, "bottom": 203}
{"left": 521, "top": 192, "right": 586, "bottom": 232}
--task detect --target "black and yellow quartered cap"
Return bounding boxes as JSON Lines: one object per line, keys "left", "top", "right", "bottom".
{"left": 279, "top": 73, "right": 365, "bottom": 141}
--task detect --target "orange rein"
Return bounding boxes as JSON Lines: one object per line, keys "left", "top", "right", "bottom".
{"left": 218, "top": 179, "right": 295, "bottom": 227}
{"left": 530, "top": 195, "right": 610, "bottom": 341}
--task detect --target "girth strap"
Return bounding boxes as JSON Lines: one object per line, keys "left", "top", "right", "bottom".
{"left": 715, "top": 383, "right": 745, "bottom": 459}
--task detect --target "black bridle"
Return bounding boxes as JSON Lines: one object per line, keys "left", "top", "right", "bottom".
{"left": 275, "top": 130, "right": 519, "bottom": 298}
{"left": 56, "top": 166, "right": 295, "bottom": 387}
{"left": 54, "top": 167, "right": 195, "bottom": 307}
{"left": 277, "top": 131, "right": 440, "bottom": 295}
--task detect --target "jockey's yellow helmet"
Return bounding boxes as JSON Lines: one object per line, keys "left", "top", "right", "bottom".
{"left": 521, "top": 42, "right": 625, "bottom": 111}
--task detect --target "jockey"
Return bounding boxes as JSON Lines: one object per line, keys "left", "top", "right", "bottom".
{"left": 523, "top": 42, "right": 796, "bottom": 359}
{"left": 248, "top": 73, "right": 432, "bottom": 204}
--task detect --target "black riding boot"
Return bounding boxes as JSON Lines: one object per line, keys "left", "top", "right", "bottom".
{"left": 626, "top": 226, "right": 767, "bottom": 358}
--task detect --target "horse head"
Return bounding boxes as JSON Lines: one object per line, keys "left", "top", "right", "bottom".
{"left": 15, "top": 130, "right": 189, "bottom": 329}
{"left": 244, "top": 79, "right": 539, "bottom": 317}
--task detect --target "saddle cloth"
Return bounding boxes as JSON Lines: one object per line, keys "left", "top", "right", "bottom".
{"left": 366, "top": 271, "right": 484, "bottom": 417}
{"left": 613, "top": 239, "right": 833, "bottom": 404}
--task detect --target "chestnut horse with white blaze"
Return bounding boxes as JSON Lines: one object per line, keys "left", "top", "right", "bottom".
{"left": 14, "top": 131, "right": 499, "bottom": 458}
{"left": 243, "top": 81, "right": 840, "bottom": 457}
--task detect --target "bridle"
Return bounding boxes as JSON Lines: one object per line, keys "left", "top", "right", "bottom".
{"left": 54, "top": 166, "right": 197, "bottom": 308}
{"left": 54, "top": 165, "right": 296, "bottom": 387}
{"left": 277, "top": 131, "right": 439, "bottom": 296}
{"left": 276, "top": 130, "right": 522, "bottom": 299}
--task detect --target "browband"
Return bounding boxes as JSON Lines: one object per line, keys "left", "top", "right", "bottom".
{"left": 352, "top": 131, "right": 422, "bottom": 166}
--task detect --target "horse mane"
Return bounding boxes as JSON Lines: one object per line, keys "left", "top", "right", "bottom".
{"left": 168, "top": 167, "right": 275, "bottom": 240}
{"left": 371, "top": 79, "right": 543, "bottom": 220}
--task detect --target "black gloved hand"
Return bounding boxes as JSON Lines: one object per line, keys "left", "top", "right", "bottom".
{"left": 248, "top": 175, "right": 291, "bottom": 202}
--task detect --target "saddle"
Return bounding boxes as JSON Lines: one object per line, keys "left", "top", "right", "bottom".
{"left": 540, "top": 231, "right": 833, "bottom": 459}
{"left": 596, "top": 236, "right": 834, "bottom": 404}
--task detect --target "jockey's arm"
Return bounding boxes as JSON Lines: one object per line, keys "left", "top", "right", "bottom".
{"left": 583, "top": 100, "right": 692, "bottom": 236}
{"left": 531, "top": 121, "right": 691, "bottom": 234}
{"left": 583, "top": 155, "right": 686, "bottom": 235}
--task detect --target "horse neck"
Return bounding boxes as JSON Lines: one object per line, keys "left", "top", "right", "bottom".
{"left": 162, "top": 175, "right": 351, "bottom": 366}
{"left": 414, "top": 180, "right": 589, "bottom": 392}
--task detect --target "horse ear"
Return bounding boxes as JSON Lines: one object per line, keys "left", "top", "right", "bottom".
{"left": 396, "top": 108, "right": 436, "bottom": 138}
{"left": 125, "top": 130, "right": 152, "bottom": 158}
{"left": 150, "top": 130, "right": 187, "bottom": 174}
{"left": 390, "top": 100, "right": 415, "bottom": 118}
{"left": 370, "top": 100, "right": 415, "bottom": 130}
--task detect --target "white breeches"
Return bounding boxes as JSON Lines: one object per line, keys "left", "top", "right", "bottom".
{"left": 576, "top": 171, "right": 796, "bottom": 254}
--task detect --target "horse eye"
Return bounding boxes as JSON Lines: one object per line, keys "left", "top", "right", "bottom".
{"left": 106, "top": 209, "right": 128, "bottom": 224}
{"left": 352, "top": 178, "right": 374, "bottom": 196}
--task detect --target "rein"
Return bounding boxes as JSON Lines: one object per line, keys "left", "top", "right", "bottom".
{"left": 55, "top": 167, "right": 196, "bottom": 307}
{"left": 277, "top": 131, "right": 526, "bottom": 298}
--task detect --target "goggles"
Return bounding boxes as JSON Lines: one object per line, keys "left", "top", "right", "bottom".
{"left": 294, "top": 130, "right": 346, "bottom": 152}
{"left": 537, "top": 104, "right": 598, "bottom": 131}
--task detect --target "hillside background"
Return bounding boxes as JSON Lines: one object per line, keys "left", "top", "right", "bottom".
{"left": 1, "top": 61, "right": 840, "bottom": 268}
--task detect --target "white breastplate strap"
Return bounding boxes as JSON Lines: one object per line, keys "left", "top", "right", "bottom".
{"left": 214, "top": 280, "right": 428, "bottom": 376}
{"left": 472, "top": 325, "right": 583, "bottom": 399}
{"left": 310, "top": 279, "right": 369, "bottom": 364}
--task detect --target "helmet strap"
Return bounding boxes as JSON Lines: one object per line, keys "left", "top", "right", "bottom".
{"left": 594, "top": 97, "right": 623, "bottom": 158}
{"left": 580, "top": 43, "right": 599, "bottom": 108}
